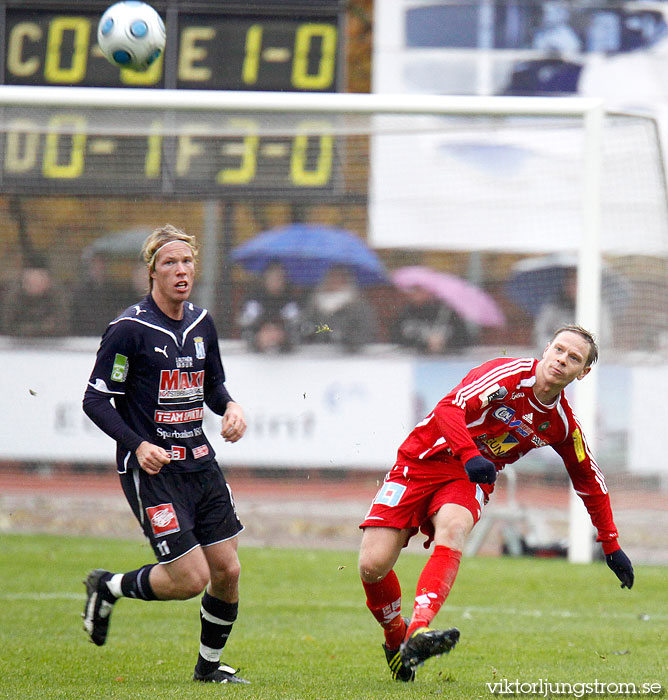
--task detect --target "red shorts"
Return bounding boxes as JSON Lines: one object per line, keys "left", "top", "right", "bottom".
{"left": 360, "top": 458, "right": 494, "bottom": 548}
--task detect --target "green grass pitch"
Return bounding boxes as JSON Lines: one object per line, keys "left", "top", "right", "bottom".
{"left": 0, "top": 533, "right": 665, "bottom": 700}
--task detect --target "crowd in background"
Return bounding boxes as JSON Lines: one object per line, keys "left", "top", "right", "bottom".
{"left": 0, "top": 251, "right": 147, "bottom": 339}
{"left": 0, "top": 246, "right": 596, "bottom": 358}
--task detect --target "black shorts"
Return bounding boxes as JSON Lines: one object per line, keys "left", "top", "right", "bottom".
{"left": 120, "top": 461, "right": 244, "bottom": 563}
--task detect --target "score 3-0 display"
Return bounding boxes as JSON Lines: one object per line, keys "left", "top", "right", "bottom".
{"left": 0, "top": 109, "right": 338, "bottom": 196}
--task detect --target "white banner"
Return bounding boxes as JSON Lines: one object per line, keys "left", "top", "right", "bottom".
{"left": 370, "top": 0, "right": 668, "bottom": 255}
{"left": 368, "top": 117, "right": 668, "bottom": 256}
{"left": 2, "top": 348, "right": 413, "bottom": 470}
{"left": 3, "top": 345, "right": 666, "bottom": 474}
{"left": 210, "top": 354, "right": 413, "bottom": 468}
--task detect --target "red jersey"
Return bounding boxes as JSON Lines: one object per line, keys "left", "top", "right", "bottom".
{"left": 397, "top": 356, "right": 618, "bottom": 550}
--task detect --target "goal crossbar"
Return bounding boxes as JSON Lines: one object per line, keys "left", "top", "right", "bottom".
{"left": 0, "top": 84, "right": 604, "bottom": 117}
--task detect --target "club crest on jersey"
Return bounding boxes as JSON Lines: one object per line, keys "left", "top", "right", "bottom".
{"left": 194, "top": 336, "right": 205, "bottom": 360}
{"left": 145, "top": 503, "right": 180, "bottom": 536}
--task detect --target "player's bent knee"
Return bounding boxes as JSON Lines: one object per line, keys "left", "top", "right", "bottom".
{"left": 358, "top": 554, "right": 391, "bottom": 583}
{"left": 433, "top": 509, "right": 475, "bottom": 550}
{"left": 211, "top": 560, "right": 241, "bottom": 586}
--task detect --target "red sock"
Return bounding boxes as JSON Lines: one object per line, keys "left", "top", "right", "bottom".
{"left": 362, "top": 569, "right": 406, "bottom": 650}
{"left": 406, "top": 546, "right": 461, "bottom": 639}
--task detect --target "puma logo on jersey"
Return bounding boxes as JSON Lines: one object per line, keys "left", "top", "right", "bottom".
{"left": 134, "top": 305, "right": 147, "bottom": 315}
{"left": 154, "top": 345, "right": 168, "bottom": 358}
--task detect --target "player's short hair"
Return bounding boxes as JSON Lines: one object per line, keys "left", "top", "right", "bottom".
{"left": 551, "top": 324, "right": 599, "bottom": 366}
{"left": 141, "top": 224, "right": 198, "bottom": 290}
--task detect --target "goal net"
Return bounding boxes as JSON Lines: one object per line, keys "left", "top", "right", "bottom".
{"left": 0, "top": 87, "right": 667, "bottom": 563}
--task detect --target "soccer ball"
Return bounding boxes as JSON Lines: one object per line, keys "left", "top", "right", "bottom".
{"left": 97, "top": 1, "right": 166, "bottom": 71}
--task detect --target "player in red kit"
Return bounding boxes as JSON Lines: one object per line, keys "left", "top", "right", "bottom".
{"left": 358, "top": 325, "right": 634, "bottom": 682}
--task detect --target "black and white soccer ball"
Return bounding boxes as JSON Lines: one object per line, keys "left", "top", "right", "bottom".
{"left": 97, "top": 1, "right": 165, "bottom": 71}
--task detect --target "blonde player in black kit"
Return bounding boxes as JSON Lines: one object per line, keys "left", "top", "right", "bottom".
{"left": 82, "top": 224, "right": 249, "bottom": 684}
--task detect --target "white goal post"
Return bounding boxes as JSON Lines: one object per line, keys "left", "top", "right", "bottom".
{"left": 0, "top": 85, "right": 649, "bottom": 563}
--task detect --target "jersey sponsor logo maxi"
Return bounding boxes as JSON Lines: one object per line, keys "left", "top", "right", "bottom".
{"left": 159, "top": 369, "right": 204, "bottom": 404}
{"left": 154, "top": 407, "right": 204, "bottom": 424}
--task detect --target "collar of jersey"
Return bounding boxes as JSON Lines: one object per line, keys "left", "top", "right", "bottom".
{"left": 113, "top": 295, "right": 208, "bottom": 350}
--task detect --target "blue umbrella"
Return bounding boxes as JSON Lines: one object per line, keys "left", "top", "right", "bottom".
{"left": 230, "top": 224, "right": 388, "bottom": 286}
{"left": 505, "top": 253, "right": 632, "bottom": 316}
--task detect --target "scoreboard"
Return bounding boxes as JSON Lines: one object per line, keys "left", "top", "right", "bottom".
{"left": 2, "top": 0, "right": 344, "bottom": 91}
{"left": 0, "top": 0, "right": 346, "bottom": 196}
{"left": 1, "top": 107, "right": 338, "bottom": 196}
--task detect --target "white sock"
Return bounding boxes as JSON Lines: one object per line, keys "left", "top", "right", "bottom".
{"left": 106, "top": 573, "right": 124, "bottom": 598}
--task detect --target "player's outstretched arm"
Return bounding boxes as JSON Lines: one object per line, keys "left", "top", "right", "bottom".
{"left": 605, "top": 548, "right": 634, "bottom": 589}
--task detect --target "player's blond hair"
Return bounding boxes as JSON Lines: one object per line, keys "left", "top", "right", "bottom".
{"left": 551, "top": 324, "right": 599, "bottom": 367}
{"left": 141, "top": 224, "right": 198, "bottom": 290}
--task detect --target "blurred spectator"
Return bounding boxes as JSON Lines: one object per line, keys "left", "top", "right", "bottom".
{"left": 1, "top": 252, "right": 69, "bottom": 337}
{"left": 115, "top": 261, "right": 151, "bottom": 310}
{"left": 532, "top": 1, "right": 582, "bottom": 53}
{"left": 578, "top": 8, "right": 668, "bottom": 109}
{"left": 533, "top": 268, "right": 613, "bottom": 351}
{"left": 391, "top": 285, "right": 471, "bottom": 354}
{"left": 301, "top": 264, "right": 378, "bottom": 352}
{"left": 585, "top": 10, "right": 621, "bottom": 53}
{"left": 70, "top": 252, "right": 127, "bottom": 336}
{"left": 237, "top": 261, "right": 301, "bottom": 353}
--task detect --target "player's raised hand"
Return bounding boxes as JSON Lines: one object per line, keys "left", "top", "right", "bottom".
{"left": 606, "top": 548, "right": 634, "bottom": 589}
{"left": 221, "top": 401, "right": 247, "bottom": 443}
{"left": 136, "top": 441, "right": 171, "bottom": 474}
{"left": 464, "top": 455, "right": 497, "bottom": 484}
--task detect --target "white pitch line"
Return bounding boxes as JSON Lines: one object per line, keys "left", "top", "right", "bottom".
{"left": 1, "top": 592, "right": 83, "bottom": 600}
{"left": 448, "top": 604, "right": 668, "bottom": 622}
{"left": 3, "top": 593, "right": 667, "bottom": 622}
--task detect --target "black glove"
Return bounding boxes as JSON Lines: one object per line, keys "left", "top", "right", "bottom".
{"left": 464, "top": 456, "right": 497, "bottom": 484}
{"left": 606, "top": 548, "right": 634, "bottom": 589}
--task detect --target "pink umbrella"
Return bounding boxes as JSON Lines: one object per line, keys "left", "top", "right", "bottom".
{"left": 392, "top": 266, "right": 506, "bottom": 328}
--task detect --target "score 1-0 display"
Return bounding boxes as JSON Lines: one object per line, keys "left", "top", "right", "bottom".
{"left": 3, "top": 1, "right": 342, "bottom": 91}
